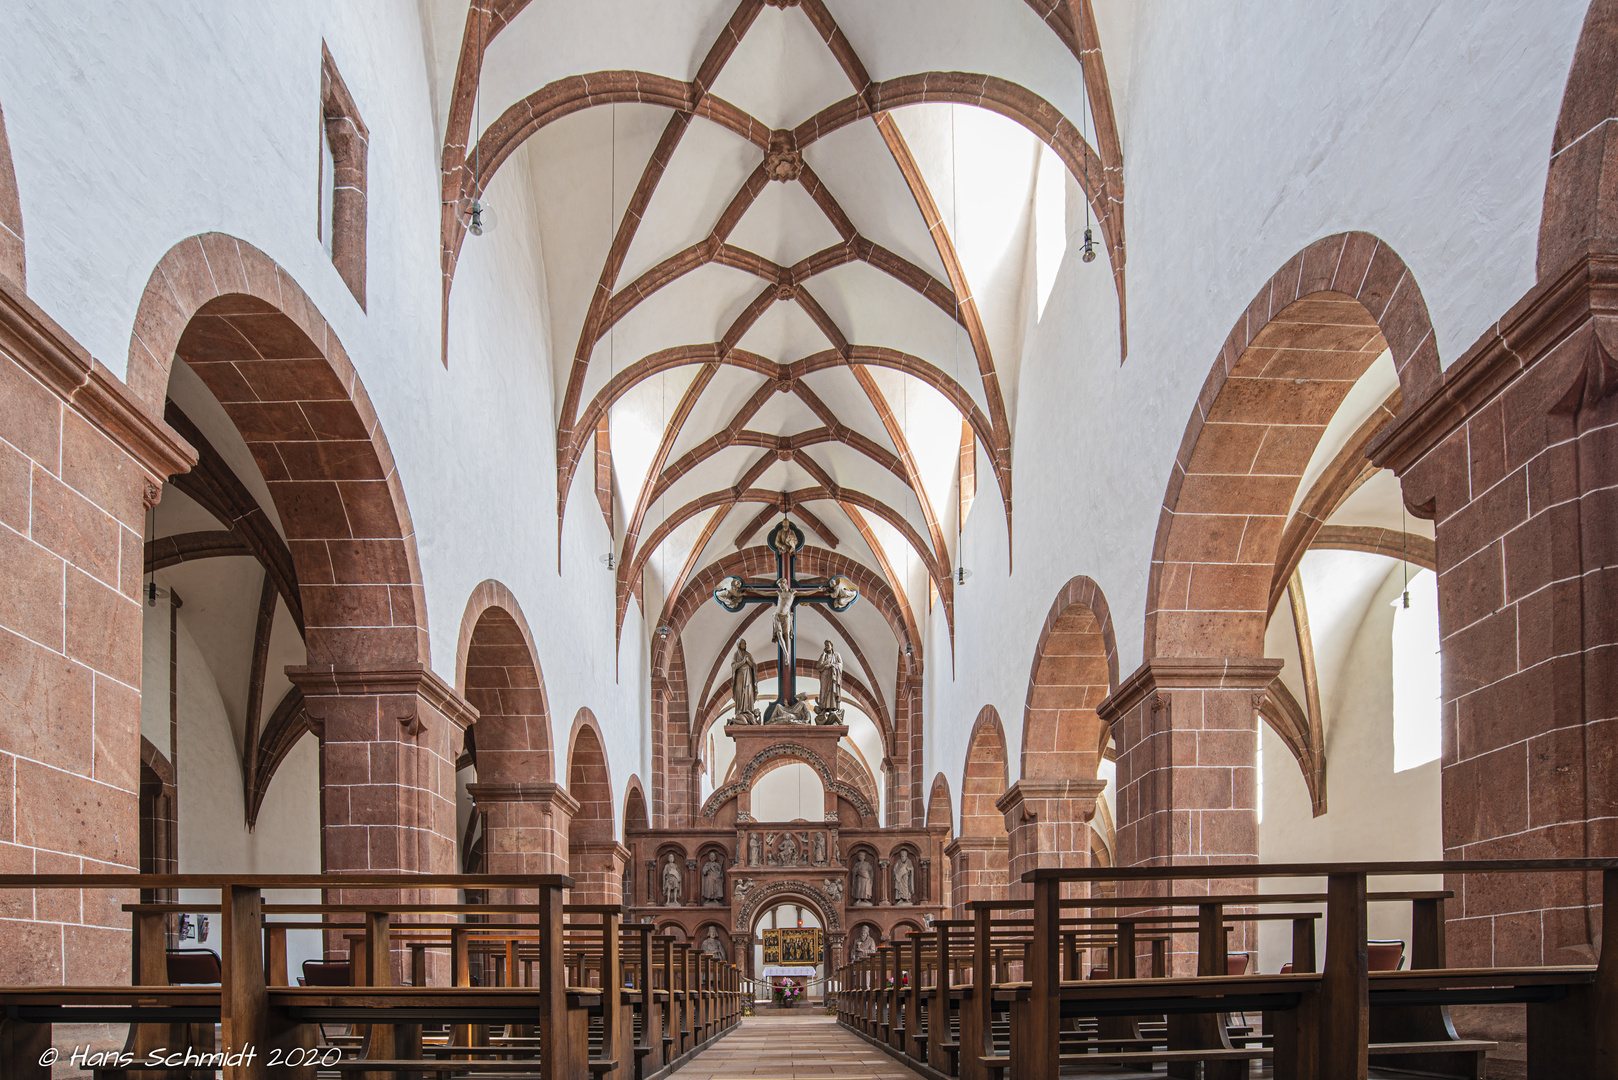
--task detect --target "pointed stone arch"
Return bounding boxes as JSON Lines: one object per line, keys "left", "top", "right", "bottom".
{"left": 1021, "top": 575, "right": 1119, "bottom": 782}
{"left": 457, "top": 580, "right": 552, "bottom": 785}
{"left": 1144, "top": 232, "right": 1442, "bottom": 661}
{"left": 1540, "top": 0, "right": 1618, "bottom": 278}
{"left": 926, "top": 774, "right": 953, "bottom": 834}
{"left": 0, "top": 101, "right": 22, "bottom": 286}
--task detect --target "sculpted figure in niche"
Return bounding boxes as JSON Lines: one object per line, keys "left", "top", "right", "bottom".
{"left": 814, "top": 640, "right": 843, "bottom": 724}
{"left": 731, "top": 641, "right": 759, "bottom": 724}
{"left": 851, "top": 852, "right": 874, "bottom": 906}
{"left": 748, "top": 832, "right": 762, "bottom": 867}
{"left": 701, "top": 852, "right": 725, "bottom": 905}
{"left": 892, "top": 850, "right": 915, "bottom": 905}
{"left": 813, "top": 832, "right": 827, "bottom": 866}
{"left": 700, "top": 927, "right": 728, "bottom": 962}
{"left": 661, "top": 853, "right": 683, "bottom": 906}
{"left": 852, "top": 926, "right": 877, "bottom": 960}
{"left": 777, "top": 832, "right": 799, "bottom": 867}
{"left": 764, "top": 833, "right": 778, "bottom": 866}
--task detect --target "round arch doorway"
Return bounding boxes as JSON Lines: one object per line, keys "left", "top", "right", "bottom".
{"left": 752, "top": 897, "right": 826, "bottom": 1005}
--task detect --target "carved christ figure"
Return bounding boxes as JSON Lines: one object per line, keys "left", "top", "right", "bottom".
{"left": 770, "top": 577, "right": 800, "bottom": 653}
{"left": 731, "top": 641, "right": 759, "bottom": 723}
{"left": 777, "top": 832, "right": 800, "bottom": 866}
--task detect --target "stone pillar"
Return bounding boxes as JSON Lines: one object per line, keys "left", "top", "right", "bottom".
{"left": 291, "top": 664, "right": 475, "bottom": 981}
{"left": 877, "top": 858, "right": 890, "bottom": 906}
{"left": 997, "top": 778, "right": 1109, "bottom": 902}
{"left": 569, "top": 840, "right": 632, "bottom": 906}
{"left": 944, "top": 836, "right": 1009, "bottom": 918}
{"left": 1371, "top": 242, "right": 1618, "bottom": 968}
{"left": 467, "top": 781, "right": 577, "bottom": 879}
{"left": 292, "top": 664, "right": 476, "bottom": 882}
{"left": 1098, "top": 658, "right": 1277, "bottom": 973}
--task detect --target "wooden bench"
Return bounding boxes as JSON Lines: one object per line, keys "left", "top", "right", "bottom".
{"left": 0, "top": 871, "right": 744, "bottom": 1080}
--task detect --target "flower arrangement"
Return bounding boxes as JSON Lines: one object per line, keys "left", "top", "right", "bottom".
{"left": 772, "top": 980, "right": 805, "bottom": 1007}
{"left": 885, "top": 972, "right": 910, "bottom": 989}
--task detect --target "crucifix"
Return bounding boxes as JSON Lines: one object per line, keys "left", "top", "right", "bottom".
{"left": 713, "top": 518, "right": 859, "bottom": 724}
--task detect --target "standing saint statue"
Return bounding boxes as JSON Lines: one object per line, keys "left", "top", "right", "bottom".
{"left": 699, "top": 926, "right": 728, "bottom": 962}
{"left": 731, "top": 641, "right": 759, "bottom": 723}
{"left": 813, "top": 832, "right": 827, "bottom": 866}
{"left": 661, "top": 853, "right": 683, "bottom": 906}
{"left": 814, "top": 640, "right": 843, "bottom": 724}
{"left": 892, "top": 850, "right": 915, "bottom": 905}
{"left": 701, "top": 851, "right": 725, "bottom": 905}
{"left": 748, "top": 832, "right": 762, "bottom": 866}
{"left": 851, "top": 851, "right": 874, "bottom": 906}
{"left": 770, "top": 577, "right": 801, "bottom": 653}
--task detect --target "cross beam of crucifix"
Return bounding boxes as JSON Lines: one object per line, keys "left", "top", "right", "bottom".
{"left": 713, "top": 519, "right": 858, "bottom": 723}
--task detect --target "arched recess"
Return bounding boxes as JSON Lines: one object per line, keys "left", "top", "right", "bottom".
{"left": 1540, "top": 0, "right": 1618, "bottom": 278}
{"left": 1021, "top": 576, "right": 1120, "bottom": 781}
{"left": 702, "top": 742, "right": 874, "bottom": 824}
{"left": 0, "top": 101, "right": 23, "bottom": 286}
{"left": 735, "top": 880, "right": 841, "bottom": 934}
{"left": 566, "top": 708, "right": 623, "bottom": 903}
{"left": 961, "top": 706, "right": 1010, "bottom": 838}
{"left": 567, "top": 710, "right": 614, "bottom": 844}
{"left": 927, "top": 774, "right": 954, "bottom": 833}
{"left": 1144, "top": 232, "right": 1442, "bottom": 662}
{"left": 457, "top": 581, "right": 551, "bottom": 784}
{"left": 624, "top": 777, "right": 649, "bottom": 832}
{"left": 128, "top": 233, "right": 430, "bottom": 668}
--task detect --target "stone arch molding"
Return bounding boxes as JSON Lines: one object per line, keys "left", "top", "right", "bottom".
{"left": 131, "top": 232, "right": 430, "bottom": 668}
{"left": 0, "top": 100, "right": 23, "bottom": 286}
{"left": 456, "top": 580, "right": 553, "bottom": 785}
{"left": 1021, "top": 574, "right": 1119, "bottom": 781}
{"left": 733, "top": 878, "right": 842, "bottom": 933}
{"left": 1143, "top": 231, "right": 1443, "bottom": 661}
{"left": 700, "top": 741, "right": 874, "bottom": 822}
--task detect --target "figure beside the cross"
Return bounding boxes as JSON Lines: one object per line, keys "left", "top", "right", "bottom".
{"left": 713, "top": 518, "right": 858, "bottom": 724}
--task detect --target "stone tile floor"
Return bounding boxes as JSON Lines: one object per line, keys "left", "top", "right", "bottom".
{"left": 674, "top": 1012, "right": 926, "bottom": 1079}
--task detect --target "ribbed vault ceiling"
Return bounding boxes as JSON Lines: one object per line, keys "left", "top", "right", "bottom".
{"left": 435, "top": 0, "right": 1124, "bottom": 721}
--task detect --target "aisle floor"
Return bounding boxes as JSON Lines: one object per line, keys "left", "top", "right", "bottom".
{"left": 674, "top": 1011, "right": 927, "bottom": 1079}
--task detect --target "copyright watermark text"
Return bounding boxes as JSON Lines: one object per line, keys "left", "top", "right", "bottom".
{"left": 44, "top": 1045, "right": 343, "bottom": 1068}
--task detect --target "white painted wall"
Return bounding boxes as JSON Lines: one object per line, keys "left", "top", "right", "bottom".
{"left": 1254, "top": 560, "right": 1443, "bottom": 973}
{"left": 922, "top": 0, "right": 1586, "bottom": 821}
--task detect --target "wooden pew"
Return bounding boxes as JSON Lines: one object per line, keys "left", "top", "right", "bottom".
{"left": 1006, "top": 860, "right": 1618, "bottom": 1080}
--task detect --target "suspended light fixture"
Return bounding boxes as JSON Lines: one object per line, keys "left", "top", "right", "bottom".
{"left": 460, "top": 196, "right": 497, "bottom": 237}
{"left": 955, "top": 566, "right": 972, "bottom": 586}
{"left": 1079, "top": 9, "right": 1097, "bottom": 266}
{"left": 1081, "top": 227, "right": 1097, "bottom": 263}
{"left": 656, "top": 624, "right": 672, "bottom": 639}
{"left": 600, "top": 552, "right": 616, "bottom": 571}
